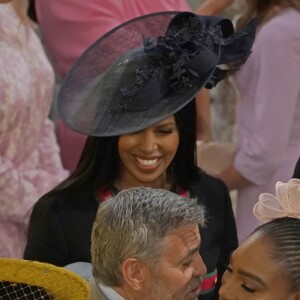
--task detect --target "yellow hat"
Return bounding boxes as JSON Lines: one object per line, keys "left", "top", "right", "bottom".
{"left": 0, "top": 258, "right": 90, "bottom": 299}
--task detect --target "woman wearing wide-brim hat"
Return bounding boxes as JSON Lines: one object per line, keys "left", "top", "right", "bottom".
{"left": 0, "top": 258, "right": 90, "bottom": 299}
{"left": 24, "top": 11, "right": 256, "bottom": 299}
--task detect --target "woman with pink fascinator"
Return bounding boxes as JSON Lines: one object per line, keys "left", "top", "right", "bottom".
{"left": 219, "top": 178, "right": 300, "bottom": 300}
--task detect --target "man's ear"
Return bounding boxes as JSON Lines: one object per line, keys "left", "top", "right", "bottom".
{"left": 120, "top": 258, "right": 150, "bottom": 291}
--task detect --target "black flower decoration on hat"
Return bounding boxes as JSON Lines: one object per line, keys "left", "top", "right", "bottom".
{"left": 121, "top": 14, "right": 256, "bottom": 108}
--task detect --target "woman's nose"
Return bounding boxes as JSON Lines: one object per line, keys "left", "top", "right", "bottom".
{"left": 218, "top": 273, "right": 236, "bottom": 300}
{"left": 138, "top": 131, "right": 158, "bottom": 152}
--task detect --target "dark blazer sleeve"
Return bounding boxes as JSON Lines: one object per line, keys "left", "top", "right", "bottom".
{"left": 24, "top": 191, "right": 98, "bottom": 266}
{"left": 191, "top": 173, "right": 238, "bottom": 300}
{"left": 214, "top": 182, "right": 237, "bottom": 296}
{"left": 24, "top": 195, "right": 69, "bottom": 266}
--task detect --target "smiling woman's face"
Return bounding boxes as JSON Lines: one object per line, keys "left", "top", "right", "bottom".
{"left": 117, "top": 115, "right": 179, "bottom": 189}
{"left": 219, "top": 233, "right": 299, "bottom": 300}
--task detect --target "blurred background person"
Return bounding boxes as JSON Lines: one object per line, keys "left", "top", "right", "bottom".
{"left": 217, "top": 0, "right": 300, "bottom": 242}
{"left": 191, "top": 0, "right": 245, "bottom": 143}
{"left": 0, "top": 0, "right": 68, "bottom": 258}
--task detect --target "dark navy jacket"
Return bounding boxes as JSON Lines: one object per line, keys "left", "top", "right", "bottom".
{"left": 24, "top": 173, "right": 237, "bottom": 300}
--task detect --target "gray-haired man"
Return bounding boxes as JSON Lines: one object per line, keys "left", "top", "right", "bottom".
{"left": 89, "top": 187, "right": 207, "bottom": 300}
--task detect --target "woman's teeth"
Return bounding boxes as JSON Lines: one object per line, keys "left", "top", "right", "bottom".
{"left": 136, "top": 158, "right": 158, "bottom": 166}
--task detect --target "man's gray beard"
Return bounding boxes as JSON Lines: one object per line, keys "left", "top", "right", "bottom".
{"left": 146, "top": 268, "right": 202, "bottom": 300}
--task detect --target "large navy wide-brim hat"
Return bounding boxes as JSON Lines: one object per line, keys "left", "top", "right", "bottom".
{"left": 58, "top": 11, "right": 256, "bottom": 137}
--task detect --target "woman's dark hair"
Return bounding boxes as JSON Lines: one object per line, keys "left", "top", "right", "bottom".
{"left": 27, "top": 0, "right": 38, "bottom": 23}
{"left": 49, "top": 99, "right": 200, "bottom": 194}
{"left": 293, "top": 156, "right": 300, "bottom": 179}
{"left": 252, "top": 217, "right": 300, "bottom": 293}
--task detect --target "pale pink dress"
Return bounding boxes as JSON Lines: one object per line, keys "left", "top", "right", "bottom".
{"left": 233, "top": 8, "right": 300, "bottom": 242}
{"left": 0, "top": 4, "right": 68, "bottom": 258}
{"left": 35, "top": 0, "right": 191, "bottom": 171}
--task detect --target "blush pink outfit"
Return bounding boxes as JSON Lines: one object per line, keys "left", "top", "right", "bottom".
{"left": 233, "top": 8, "right": 300, "bottom": 242}
{"left": 35, "top": 0, "right": 191, "bottom": 171}
{"left": 0, "top": 4, "right": 68, "bottom": 258}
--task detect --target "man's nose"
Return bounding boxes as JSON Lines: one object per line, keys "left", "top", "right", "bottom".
{"left": 193, "top": 253, "right": 207, "bottom": 277}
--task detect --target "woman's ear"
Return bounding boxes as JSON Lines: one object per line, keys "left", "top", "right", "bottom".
{"left": 120, "top": 258, "right": 150, "bottom": 291}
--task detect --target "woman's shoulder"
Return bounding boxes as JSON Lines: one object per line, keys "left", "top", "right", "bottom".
{"left": 0, "top": 5, "right": 19, "bottom": 34}
{"left": 190, "top": 172, "right": 229, "bottom": 197}
{"left": 260, "top": 8, "right": 300, "bottom": 39}
{"left": 33, "top": 189, "right": 97, "bottom": 212}
{"left": 194, "top": 171, "right": 227, "bottom": 185}
{"left": 254, "top": 8, "right": 300, "bottom": 62}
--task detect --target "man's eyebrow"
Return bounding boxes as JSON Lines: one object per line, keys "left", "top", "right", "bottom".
{"left": 237, "top": 269, "right": 266, "bottom": 287}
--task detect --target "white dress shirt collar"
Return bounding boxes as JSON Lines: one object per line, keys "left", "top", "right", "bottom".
{"left": 98, "top": 283, "right": 125, "bottom": 300}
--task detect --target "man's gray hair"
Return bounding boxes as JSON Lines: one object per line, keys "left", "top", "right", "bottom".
{"left": 91, "top": 187, "right": 206, "bottom": 287}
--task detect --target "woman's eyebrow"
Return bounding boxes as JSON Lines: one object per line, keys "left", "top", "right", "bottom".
{"left": 229, "top": 252, "right": 266, "bottom": 287}
{"left": 155, "top": 122, "right": 177, "bottom": 128}
{"left": 237, "top": 269, "right": 266, "bottom": 287}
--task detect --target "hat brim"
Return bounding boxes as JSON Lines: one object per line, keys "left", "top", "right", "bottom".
{"left": 58, "top": 11, "right": 256, "bottom": 137}
{"left": 0, "top": 258, "right": 90, "bottom": 299}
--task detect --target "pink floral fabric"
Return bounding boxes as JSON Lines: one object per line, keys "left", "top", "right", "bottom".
{"left": 233, "top": 8, "right": 300, "bottom": 242}
{"left": 0, "top": 4, "right": 68, "bottom": 258}
{"left": 35, "top": 0, "right": 191, "bottom": 77}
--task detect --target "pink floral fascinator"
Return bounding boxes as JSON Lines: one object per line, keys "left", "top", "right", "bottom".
{"left": 253, "top": 179, "right": 300, "bottom": 223}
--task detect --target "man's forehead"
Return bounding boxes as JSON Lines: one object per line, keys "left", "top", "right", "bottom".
{"left": 163, "top": 224, "right": 201, "bottom": 255}
{"left": 155, "top": 224, "right": 201, "bottom": 267}
{"left": 173, "top": 223, "right": 199, "bottom": 234}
